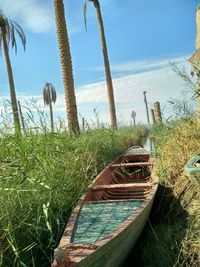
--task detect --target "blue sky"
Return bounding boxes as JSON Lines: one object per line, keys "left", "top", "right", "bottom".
{"left": 0, "top": 0, "right": 199, "bottom": 125}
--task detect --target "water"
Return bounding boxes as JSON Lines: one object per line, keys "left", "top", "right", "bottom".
{"left": 144, "top": 137, "right": 156, "bottom": 156}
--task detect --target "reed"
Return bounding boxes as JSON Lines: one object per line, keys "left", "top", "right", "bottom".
{"left": 0, "top": 104, "right": 148, "bottom": 267}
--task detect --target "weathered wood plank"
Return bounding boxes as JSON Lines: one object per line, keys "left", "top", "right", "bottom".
{"left": 111, "top": 162, "right": 152, "bottom": 168}
{"left": 91, "top": 183, "right": 152, "bottom": 191}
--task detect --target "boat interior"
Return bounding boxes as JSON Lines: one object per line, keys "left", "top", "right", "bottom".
{"left": 71, "top": 148, "right": 154, "bottom": 244}
{"left": 84, "top": 148, "right": 153, "bottom": 202}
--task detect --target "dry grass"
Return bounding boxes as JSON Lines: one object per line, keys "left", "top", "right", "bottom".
{"left": 154, "top": 116, "right": 200, "bottom": 266}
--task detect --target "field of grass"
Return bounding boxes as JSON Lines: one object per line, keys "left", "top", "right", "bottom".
{"left": 126, "top": 116, "right": 200, "bottom": 267}
{"left": 0, "top": 123, "right": 148, "bottom": 267}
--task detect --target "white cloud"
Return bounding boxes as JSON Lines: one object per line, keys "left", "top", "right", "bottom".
{"left": 89, "top": 56, "right": 189, "bottom": 75}
{"left": 0, "top": 0, "right": 82, "bottom": 35}
{"left": 0, "top": 0, "right": 54, "bottom": 33}
{"left": 0, "top": 55, "right": 195, "bottom": 125}
{"left": 75, "top": 57, "right": 195, "bottom": 123}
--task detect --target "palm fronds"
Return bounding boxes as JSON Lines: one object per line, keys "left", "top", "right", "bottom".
{"left": 43, "top": 83, "right": 57, "bottom": 106}
{"left": 0, "top": 9, "right": 26, "bottom": 53}
{"left": 83, "top": 0, "right": 96, "bottom": 31}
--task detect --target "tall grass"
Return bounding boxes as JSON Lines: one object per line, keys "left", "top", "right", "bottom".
{"left": 135, "top": 116, "right": 200, "bottom": 267}
{"left": 0, "top": 107, "right": 148, "bottom": 267}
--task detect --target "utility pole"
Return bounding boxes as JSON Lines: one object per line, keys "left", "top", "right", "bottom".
{"left": 143, "top": 91, "right": 150, "bottom": 125}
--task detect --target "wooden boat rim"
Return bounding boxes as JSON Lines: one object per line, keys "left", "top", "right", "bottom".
{"left": 91, "top": 182, "right": 153, "bottom": 191}
{"left": 53, "top": 146, "right": 159, "bottom": 265}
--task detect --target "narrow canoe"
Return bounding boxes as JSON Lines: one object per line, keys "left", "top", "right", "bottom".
{"left": 52, "top": 146, "right": 159, "bottom": 267}
{"left": 185, "top": 154, "right": 200, "bottom": 185}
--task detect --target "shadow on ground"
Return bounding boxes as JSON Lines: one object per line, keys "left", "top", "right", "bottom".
{"left": 123, "top": 184, "right": 188, "bottom": 267}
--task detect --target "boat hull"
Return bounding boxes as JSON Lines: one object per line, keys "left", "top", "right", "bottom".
{"left": 52, "top": 146, "right": 158, "bottom": 267}
{"left": 73, "top": 196, "right": 154, "bottom": 267}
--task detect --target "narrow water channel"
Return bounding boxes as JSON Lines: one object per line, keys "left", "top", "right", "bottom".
{"left": 144, "top": 137, "right": 155, "bottom": 154}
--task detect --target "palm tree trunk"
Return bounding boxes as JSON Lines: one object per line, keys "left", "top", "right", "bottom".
{"left": 18, "top": 100, "right": 26, "bottom": 132}
{"left": 2, "top": 27, "right": 21, "bottom": 134}
{"left": 133, "top": 117, "right": 136, "bottom": 126}
{"left": 92, "top": 0, "right": 117, "bottom": 128}
{"left": 49, "top": 99, "right": 54, "bottom": 132}
{"left": 154, "top": 101, "right": 162, "bottom": 123}
{"left": 54, "top": 0, "right": 80, "bottom": 135}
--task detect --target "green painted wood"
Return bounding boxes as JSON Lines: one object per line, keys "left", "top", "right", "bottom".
{"left": 124, "top": 147, "right": 149, "bottom": 156}
{"left": 73, "top": 198, "right": 154, "bottom": 267}
{"left": 185, "top": 154, "right": 200, "bottom": 185}
{"left": 72, "top": 200, "right": 142, "bottom": 244}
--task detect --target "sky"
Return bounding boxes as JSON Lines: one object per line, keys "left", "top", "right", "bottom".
{"left": 0, "top": 0, "right": 199, "bottom": 126}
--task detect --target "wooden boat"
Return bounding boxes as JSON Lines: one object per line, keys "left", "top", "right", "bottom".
{"left": 185, "top": 154, "right": 200, "bottom": 185}
{"left": 52, "top": 146, "right": 159, "bottom": 267}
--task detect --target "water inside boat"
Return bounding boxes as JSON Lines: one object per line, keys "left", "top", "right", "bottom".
{"left": 71, "top": 200, "right": 143, "bottom": 244}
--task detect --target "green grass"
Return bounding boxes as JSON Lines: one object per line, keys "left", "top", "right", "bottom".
{"left": 0, "top": 124, "right": 148, "bottom": 267}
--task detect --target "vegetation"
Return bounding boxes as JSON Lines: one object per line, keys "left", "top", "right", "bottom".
{"left": 53, "top": 0, "right": 80, "bottom": 135}
{"left": 125, "top": 116, "right": 200, "bottom": 267}
{"left": 152, "top": 117, "right": 200, "bottom": 266}
{"left": 84, "top": 0, "right": 117, "bottom": 128}
{"left": 0, "top": 9, "right": 26, "bottom": 133}
{"left": 0, "top": 112, "right": 148, "bottom": 266}
{"left": 0, "top": 2, "right": 198, "bottom": 267}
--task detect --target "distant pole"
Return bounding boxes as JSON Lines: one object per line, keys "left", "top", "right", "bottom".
{"left": 143, "top": 91, "right": 150, "bottom": 125}
{"left": 150, "top": 109, "right": 156, "bottom": 125}
{"left": 18, "top": 101, "right": 25, "bottom": 132}
{"left": 131, "top": 110, "right": 136, "bottom": 126}
{"left": 154, "top": 101, "right": 162, "bottom": 123}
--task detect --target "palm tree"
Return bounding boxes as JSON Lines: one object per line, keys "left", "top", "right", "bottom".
{"left": 53, "top": 0, "right": 80, "bottom": 135}
{"left": 131, "top": 110, "right": 136, "bottom": 126}
{"left": 43, "top": 83, "right": 57, "bottom": 132}
{"left": 84, "top": 0, "right": 117, "bottom": 128}
{"left": 18, "top": 100, "right": 26, "bottom": 132}
{"left": 153, "top": 101, "right": 162, "bottom": 123}
{"left": 0, "top": 10, "right": 26, "bottom": 133}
